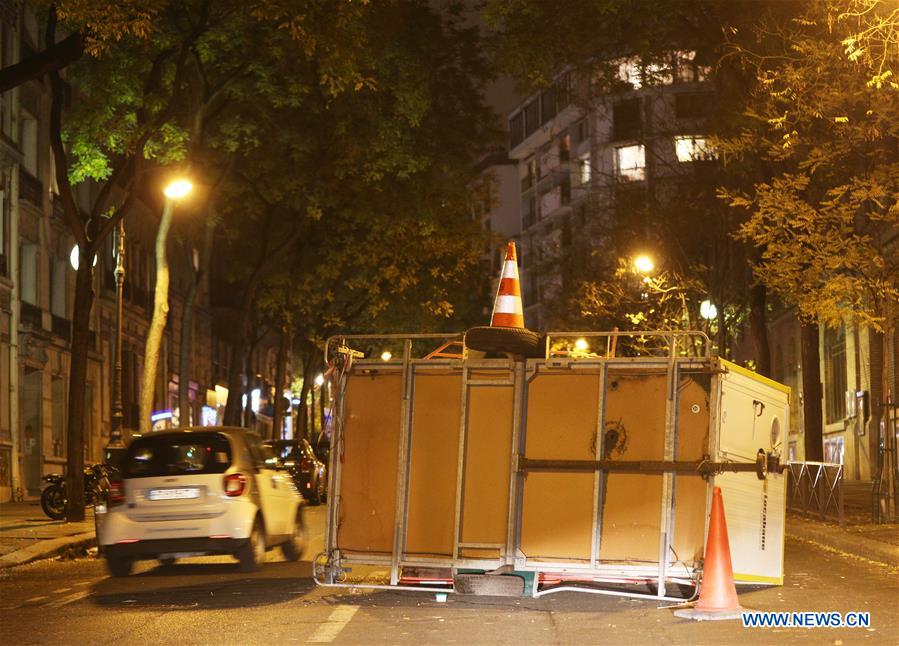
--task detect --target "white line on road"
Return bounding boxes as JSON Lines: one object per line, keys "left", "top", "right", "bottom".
{"left": 25, "top": 595, "right": 48, "bottom": 603}
{"left": 52, "top": 587, "right": 71, "bottom": 594}
{"left": 307, "top": 605, "right": 359, "bottom": 643}
{"left": 46, "top": 590, "right": 91, "bottom": 608}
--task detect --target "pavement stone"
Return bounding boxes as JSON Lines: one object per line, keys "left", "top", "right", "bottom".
{"left": 785, "top": 513, "right": 899, "bottom": 568}
{"left": 0, "top": 501, "right": 96, "bottom": 568}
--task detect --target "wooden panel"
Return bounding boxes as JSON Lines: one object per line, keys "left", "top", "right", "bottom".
{"left": 460, "top": 383, "right": 514, "bottom": 550}
{"left": 520, "top": 372, "right": 600, "bottom": 560}
{"left": 673, "top": 475, "right": 707, "bottom": 564}
{"left": 405, "top": 372, "right": 463, "bottom": 556}
{"left": 672, "top": 373, "right": 712, "bottom": 564}
{"left": 599, "top": 371, "right": 666, "bottom": 562}
{"left": 337, "top": 372, "right": 403, "bottom": 554}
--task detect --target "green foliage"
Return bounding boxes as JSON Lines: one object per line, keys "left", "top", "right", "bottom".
{"left": 722, "top": 0, "right": 899, "bottom": 330}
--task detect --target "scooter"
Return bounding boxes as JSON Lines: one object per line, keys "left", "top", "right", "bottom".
{"left": 40, "top": 463, "right": 112, "bottom": 520}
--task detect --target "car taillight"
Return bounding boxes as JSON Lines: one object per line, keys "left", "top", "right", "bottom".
{"left": 299, "top": 458, "right": 313, "bottom": 471}
{"left": 224, "top": 473, "right": 247, "bottom": 497}
{"left": 109, "top": 480, "right": 125, "bottom": 506}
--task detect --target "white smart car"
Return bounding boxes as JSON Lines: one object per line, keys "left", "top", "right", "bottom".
{"left": 99, "top": 427, "right": 306, "bottom": 576}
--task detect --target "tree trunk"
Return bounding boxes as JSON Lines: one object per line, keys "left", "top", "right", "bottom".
{"left": 297, "top": 359, "right": 313, "bottom": 440}
{"left": 801, "top": 320, "right": 824, "bottom": 462}
{"left": 749, "top": 282, "right": 771, "bottom": 377}
{"left": 140, "top": 200, "right": 175, "bottom": 435}
{"left": 223, "top": 306, "right": 252, "bottom": 426}
{"left": 177, "top": 213, "right": 215, "bottom": 427}
{"left": 65, "top": 258, "right": 93, "bottom": 522}
{"left": 271, "top": 321, "right": 289, "bottom": 440}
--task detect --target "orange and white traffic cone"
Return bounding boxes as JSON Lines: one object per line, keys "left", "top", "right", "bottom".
{"left": 491, "top": 241, "right": 524, "bottom": 328}
{"left": 674, "top": 486, "right": 744, "bottom": 621}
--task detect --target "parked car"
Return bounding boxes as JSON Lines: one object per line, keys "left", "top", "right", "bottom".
{"left": 263, "top": 439, "right": 327, "bottom": 505}
{"left": 99, "top": 427, "right": 306, "bottom": 577}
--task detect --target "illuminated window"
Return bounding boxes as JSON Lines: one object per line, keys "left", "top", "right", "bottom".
{"left": 577, "top": 153, "right": 591, "bottom": 185}
{"left": 674, "top": 135, "right": 716, "bottom": 162}
{"left": 616, "top": 144, "right": 645, "bottom": 181}
{"left": 618, "top": 58, "right": 641, "bottom": 89}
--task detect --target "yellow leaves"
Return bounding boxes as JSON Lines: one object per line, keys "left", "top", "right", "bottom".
{"left": 834, "top": 116, "right": 850, "bottom": 123}
{"left": 866, "top": 69, "right": 894, "bottom": 88}
{"left": 767, "top": 113, "right": 788, "bottom": 129}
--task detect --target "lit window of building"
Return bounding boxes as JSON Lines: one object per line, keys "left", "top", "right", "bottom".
{"left": 674, "top": 135, "right": 716, "bottom": 162}
{"left": 616, "top": 144, "right": 645, "bottom": 181}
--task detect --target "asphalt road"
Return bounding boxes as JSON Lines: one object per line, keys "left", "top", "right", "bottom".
{"left": 0, "top": 506, "right": 896, "bottom": 645}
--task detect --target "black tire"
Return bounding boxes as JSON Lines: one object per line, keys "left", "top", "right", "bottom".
{"left": 464, "top": 326, "right": 544, "bottom": 357}
{"left": 158, "top": 557, "right": 177, "bottom": 567}
{"left": 106, "top": 554, "right": 133, "bottom": 577}
{"left": 281, "top": 509, "right": 307, "bottom": 561}
{"left": 40, "top": 484, "right": 66, "bottom": 520}
{"left": 309, "top": 478, "right": 321, "bottom": 506}
{"left": 237, "top": 519, "right": 265, "bottom": 572}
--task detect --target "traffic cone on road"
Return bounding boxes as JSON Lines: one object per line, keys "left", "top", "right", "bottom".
{"left": 491, "top": 241, "right": 524, "bottom": 328}
{"left": 674, "top": 486, "right": 743, "bottom": 621}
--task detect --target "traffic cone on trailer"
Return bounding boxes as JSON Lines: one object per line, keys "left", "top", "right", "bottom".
{"left": 674, "top": 487, "right": 744, "bottom": 621}
{"left": 491, "top": 241, "right": 524, "bottom": 328}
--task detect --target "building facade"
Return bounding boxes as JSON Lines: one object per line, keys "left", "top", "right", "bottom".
{"left": 0, "top": 1, "right": 279, "bottom": 502}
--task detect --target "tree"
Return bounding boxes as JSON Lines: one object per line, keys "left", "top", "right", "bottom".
{"left": 0, "top": 0, "right": 165, "bottom": 92}
{"left": 722, "top": 0, "right": 898, "bottom": 476}
{"left": 215, "top": 1, "right": 495, "bottom": 426}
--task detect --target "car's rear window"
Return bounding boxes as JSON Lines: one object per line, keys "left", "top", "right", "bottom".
{"left": 124, "top": 433, "right": 232, "bottom": 478}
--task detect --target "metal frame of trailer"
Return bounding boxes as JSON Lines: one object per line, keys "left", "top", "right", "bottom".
{"left": 313, "top": 331, "right": 789, "bottom": 601}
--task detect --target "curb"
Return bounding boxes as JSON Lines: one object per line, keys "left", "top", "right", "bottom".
{"left": 786, "top": 517, "right": 899, "bottom": 568}
{"left": 0, "top": 531, "right": 97, "bottom": 570}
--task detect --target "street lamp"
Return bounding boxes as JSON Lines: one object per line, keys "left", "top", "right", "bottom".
{"left": 105, "top": 220, "right": 127, "bottom": 467}
{"left": 139, "top": 177, "right": 193, "bottom": 435}
{"left": 700, "top": 299, "right": 718, "bottom": 321}
{"left": 633, "top": 254, "right": 654, "bottom": 275}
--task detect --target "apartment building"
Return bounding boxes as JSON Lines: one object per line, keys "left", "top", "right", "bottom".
{"left": 507, "top": 54, "right": 714, "bottom": 329}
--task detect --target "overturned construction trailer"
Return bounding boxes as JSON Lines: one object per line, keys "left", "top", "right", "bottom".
{"left": 314, "top": 331, "right": 789, "bottom": 600}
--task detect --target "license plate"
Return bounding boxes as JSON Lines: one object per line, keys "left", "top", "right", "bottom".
{"left": 148, "top": 487, "right": 200, "bottom": 501}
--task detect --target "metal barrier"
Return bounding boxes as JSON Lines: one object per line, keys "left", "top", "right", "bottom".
{"left": 787, "top": 461, "right": 844, "bottom": 525}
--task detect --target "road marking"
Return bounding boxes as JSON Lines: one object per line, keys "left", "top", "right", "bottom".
{"left": 52, "top": 587, "right": 71, "bottom": 594}
{"left": 307, "top": 605, "right": 359, "bottom": 643}
{"left": 25, "top": 595, "right": 48, "bottom": 603}
{"left": 46, "top": 590, "right": 91, "bottom": 608}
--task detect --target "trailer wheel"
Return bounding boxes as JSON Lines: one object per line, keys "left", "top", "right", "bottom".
{"left": 454, "top": 573, "right": 525, "bottom": 597}
{"left": 464, "top": 327, "right": 543, "bottom": 357}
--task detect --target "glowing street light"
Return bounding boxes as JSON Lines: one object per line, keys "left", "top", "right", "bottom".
{"left": 314, "top": 374, "right": 325, "bottom": 387}
{"left": 139, "top": 176, "right": 194, "bottom": 434}
{"left": 574, "top": 338, "right": 589, "bottom": 352}
{"left": 700, "top": 299, "right": 718, "bottom": 320}
{"left": 163, "top": 178, "right": 193, "bottom": 199}
{"left": 381, "top": 351, "right": 393, "bottom": 361}
{"left": 633, "top": 254, "right": 655, "bottom": 275}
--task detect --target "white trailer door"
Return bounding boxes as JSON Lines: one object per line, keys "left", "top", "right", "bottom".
{"left": 715, "top": 359, "right": 789, "bottom": 585}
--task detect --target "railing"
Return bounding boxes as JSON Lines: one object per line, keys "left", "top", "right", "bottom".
{"left": 787, "top": 461, "right": 844, "bottom": 525}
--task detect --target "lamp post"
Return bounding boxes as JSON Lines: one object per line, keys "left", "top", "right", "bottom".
{"left": 139, "top": 178, "right": 193, "bottom": 435}
{"left": 105, "top": 220, "right": 127, "bottom": 467}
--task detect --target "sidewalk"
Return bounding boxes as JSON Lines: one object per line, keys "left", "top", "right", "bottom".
{"left": 785, "top": 513, "right": 899, "bottom": 568}
{"left": 0, "top": 501, "right": 96, "bottom": 570}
